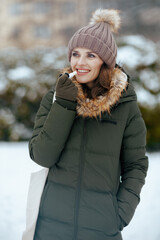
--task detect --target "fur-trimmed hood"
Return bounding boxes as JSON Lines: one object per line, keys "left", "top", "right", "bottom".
{"left": 63, "top": 67, "right": 136, "bottom": 118}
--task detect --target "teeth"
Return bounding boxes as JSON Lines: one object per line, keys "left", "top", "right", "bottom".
{"left": 77, "top": 70, "right": 89, "bottom": 73}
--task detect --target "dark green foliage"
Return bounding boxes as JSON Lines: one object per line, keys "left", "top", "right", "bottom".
{"left": 140, "top": 105, "right": 160, "bottom": 151}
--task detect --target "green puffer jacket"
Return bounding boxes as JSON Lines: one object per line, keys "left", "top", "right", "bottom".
{"left": 29, "top": 67, "right": 148, "bottom": 240}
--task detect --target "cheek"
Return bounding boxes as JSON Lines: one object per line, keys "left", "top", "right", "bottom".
{"left": 93, "top": 63, "right": 103, "bottom": 76}
{"left": 70, "top": 57, "right": 76, "bottom": 70}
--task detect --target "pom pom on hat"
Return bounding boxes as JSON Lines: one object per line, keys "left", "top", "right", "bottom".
{"left": 89, "top": 8, "right": 121, "bottom": 33}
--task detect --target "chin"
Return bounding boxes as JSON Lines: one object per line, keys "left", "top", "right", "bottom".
{"left": 76, "top": 76, "right": 91, "bottom": 84}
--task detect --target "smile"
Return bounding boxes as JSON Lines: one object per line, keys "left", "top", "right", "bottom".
{"left": 76, "top": 68, "right": 90, "bottom": 75}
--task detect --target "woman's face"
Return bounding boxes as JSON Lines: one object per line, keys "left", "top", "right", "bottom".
{"left": 70, "top": 47, "right": 103, "bottom": 87}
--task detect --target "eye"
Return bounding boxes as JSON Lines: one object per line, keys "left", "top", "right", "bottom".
{"left": 72, "top": 52, "right": 79, "bottom": 57}
{"left": 88, "top": 53, "right": 96, "bottom": 58}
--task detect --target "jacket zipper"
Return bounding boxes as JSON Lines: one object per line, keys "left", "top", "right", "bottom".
{"left": 73, "top": 118, "right": 86, "bottom": 240}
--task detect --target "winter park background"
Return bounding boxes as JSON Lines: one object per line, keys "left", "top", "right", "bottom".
{"left": 0, "top": 1, "right": 160, "bottom": 240}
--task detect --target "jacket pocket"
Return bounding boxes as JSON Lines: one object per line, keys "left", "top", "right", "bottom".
{"left": 103, "top": 192, "right": 120, "bottom": 234}
{"left": 112, "top": 196, "right": 122, "bottom": 231}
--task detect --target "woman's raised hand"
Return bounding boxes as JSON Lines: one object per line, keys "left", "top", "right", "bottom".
{"left": 55, "top": 73, "right": 78, "bottom": 102}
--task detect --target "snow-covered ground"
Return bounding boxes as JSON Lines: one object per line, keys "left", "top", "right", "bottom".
{"left": 0, "top": 142, "right": 160, "bottom": 240}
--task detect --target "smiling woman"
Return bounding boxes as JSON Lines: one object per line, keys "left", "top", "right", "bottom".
{"left": 27, "top": 8, "right": 148, "bottom": 240}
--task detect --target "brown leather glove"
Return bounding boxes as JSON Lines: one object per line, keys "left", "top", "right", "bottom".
{"left": 55, "top": 73, "right": 78, "bottom": 102}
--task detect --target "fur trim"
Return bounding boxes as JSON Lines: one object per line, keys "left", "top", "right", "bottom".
{"left": 89, "top": 9, "right": 121, "bottom": 33}
{"left": 62, "top": 67, "right": 128, "bottom": 118}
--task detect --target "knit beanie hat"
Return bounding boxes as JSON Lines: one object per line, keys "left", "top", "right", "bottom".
{"left": 68, "top": 9, "right": 121, "bottom": 69}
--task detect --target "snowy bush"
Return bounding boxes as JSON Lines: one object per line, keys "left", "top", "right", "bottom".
{"left": 0, "top": 46, "right": 68, "bottom": 141}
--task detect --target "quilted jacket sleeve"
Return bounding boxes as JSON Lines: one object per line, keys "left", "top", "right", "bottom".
{"left": 29, "top": 90, "right": 76, "bottom": 168}
{"left": 117, "top": 101, "right": 148, "bottom": 227}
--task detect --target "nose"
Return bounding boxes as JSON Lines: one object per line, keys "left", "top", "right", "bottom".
{"left": 77, "top": 55, "right": 86, "bottom": 65}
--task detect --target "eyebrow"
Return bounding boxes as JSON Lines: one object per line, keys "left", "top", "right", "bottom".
{"left": 72, "top": 50, "right": 96, "bottom": 54}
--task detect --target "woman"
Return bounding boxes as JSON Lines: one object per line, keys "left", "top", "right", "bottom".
{"left": 29, "top": 9, "right": 148, "bottom": 240}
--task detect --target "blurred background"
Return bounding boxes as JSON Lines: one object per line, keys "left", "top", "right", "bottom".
{"left": 0, "top": 1, "right": 160, "bottom": 240}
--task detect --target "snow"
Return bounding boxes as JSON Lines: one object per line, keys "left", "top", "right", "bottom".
{"left": 7, "top": 66, "right": 35, "bottom": 81}
{"left": 42, "top": 46, "right": 68, "bottom": 69}
{"left": 134, "top": 83, "right": 160, "bottom": 107}
{"left": 0, "top": 142, "right": 160, "bottom": 240}
{"left": 15, "top": 87, "right": 27, "bottom": 98}
{"left": 117, "top": 46, "right": 141, "bottom": 68}
{"left": 0, "top": 142, "right": 42, "bottom": 240}
{"left": 0, "top": 69, "right": 7, "bottom": 92}
{"left": 0, "top": 108, "right": 15, "bottom": 125}
{"left": 10, "top": 123, "right": 32, "bottom": 141}
{"left": 139, "top": 69, "right": 160, "bottom": 91}
{"left": 117, "top": 35, "right": 158, "bottom": 69}
{"left": 120, "top": 35, "right": 156, "bottom": 51}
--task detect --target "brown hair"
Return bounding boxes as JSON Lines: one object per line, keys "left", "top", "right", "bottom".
{"left": 81, "top": 63, "right": 113, "bottom": 99}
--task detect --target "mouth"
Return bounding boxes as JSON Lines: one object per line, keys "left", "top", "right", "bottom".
{"left": 76, "top": 68, "right": 90, "bottom": 76}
